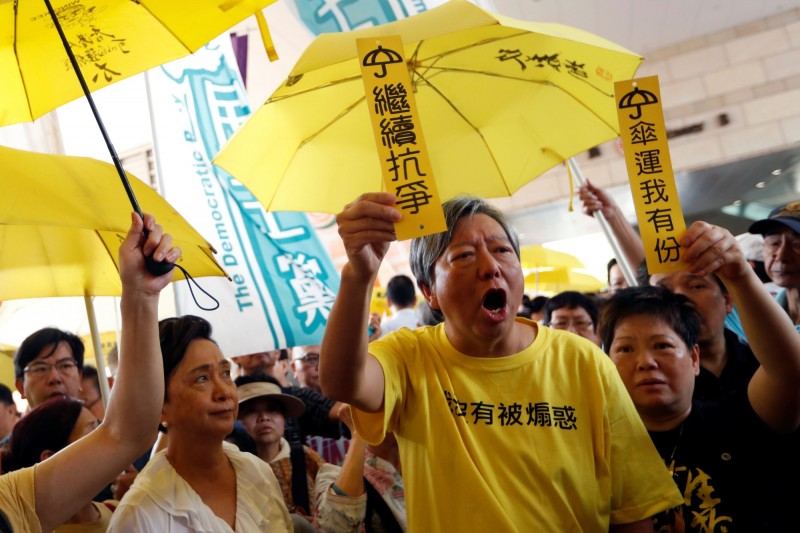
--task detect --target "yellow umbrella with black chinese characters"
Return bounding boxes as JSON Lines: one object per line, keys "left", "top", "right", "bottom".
{"left": 1, "top": 0, "right": 280, "bottom": 228}
{"left": 214, "top": 0, "right": 642, "bottom": 213}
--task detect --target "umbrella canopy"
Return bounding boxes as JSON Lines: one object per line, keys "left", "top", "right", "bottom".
{"left": 520, "top": 245, "right": 585, "bottom": 271}
{"left": 524, "top": 269, "right": 605, "bottom": 294}
{"left": 0, "top": 0, "right": 277, "bottom": 125}
{"left": 214, "top": 0, "right": 642, "bottom": 213}
{"left": 0, "top": 144, "right": 226, "bottom": 299}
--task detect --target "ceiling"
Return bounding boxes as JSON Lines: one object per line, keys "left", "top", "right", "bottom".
{"left": 491, "top": 0, "right": 800, "bottom": 57}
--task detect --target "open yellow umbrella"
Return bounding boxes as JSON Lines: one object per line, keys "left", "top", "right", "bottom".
{"left": 1, "top": 0, "right": 277, "bottom": 125}
{"left": 0, "top": 144, "right": 225, "bottom": 299}
{"left": 520, "top": 245, "right": 585, "bottom": 271}
{"left": 214, "top": 0, "right": 642, "bottom": 213}
{"left": 1, "top": 0, "right": 278, "bottom": 227}
{"left": 524, "top": 269, "right": 605, "bottom": 295}
{"left": 0, "top": 144, "right": 227, "bottom": 404}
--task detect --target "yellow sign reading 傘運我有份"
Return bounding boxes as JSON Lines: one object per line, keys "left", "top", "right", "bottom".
{"left": 357, "top": 35, "right": 446, "bottom": 241}
{"left": 615, "top": 76, "right": 687, "bottom": 275}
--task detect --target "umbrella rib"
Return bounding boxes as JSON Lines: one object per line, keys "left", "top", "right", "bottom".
{"left": 414, "top": 70, "right": 511, "bottom": 194}
{"left": 12, "top": 1, "right": 36, "bottom": 121}
{"left": 298, "top": 95, "right": 366, "bottom": 148}
{"left": 267, "top": 76, "right": 363, "bottom": 104}
{"left": 415, "top": 66, "right": 620, "bottom": 133}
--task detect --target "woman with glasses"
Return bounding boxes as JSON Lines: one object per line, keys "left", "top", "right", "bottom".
{"left": 0, "top": 212, "right": 179, "bottom": 533}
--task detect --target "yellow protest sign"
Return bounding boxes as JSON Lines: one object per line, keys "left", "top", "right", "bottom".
{"left": 615, "top": 76, "right": 687, "bottom": 274}
{"left": 357, "top": 35, "right": 447, "bottom": 241}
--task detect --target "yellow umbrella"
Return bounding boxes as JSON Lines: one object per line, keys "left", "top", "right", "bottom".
{"left": 524, "top": 269, "right": 605, "bottom": 295}
{"left": 1, "top": 0, "right": 277, "bottom": 125}
{"left": 0, "top": 144, "right": 225, "bottom": 299}
{"left": 520, "top": 245, "right": 585, "bottom": 271}
{"left": 214, "top": 0, "right": 642, "bottom": 213}
{"left": 0, "top": 144, "right": 228, "bottom": 405}
{"left": 1, "top": 0, "right": 278, "bottom": 222}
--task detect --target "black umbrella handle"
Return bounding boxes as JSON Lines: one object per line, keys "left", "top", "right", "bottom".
{"left": 43, "top": 0, "right": 174, "bottom": 277}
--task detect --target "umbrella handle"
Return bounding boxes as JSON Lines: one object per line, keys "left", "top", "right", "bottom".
{"left": 44, "top": 0, "right": 176, "bottom": 278}
{"left": 144, "top": 253, "right": 176, "bottom": 276}
{"left": 43, "top": 0, "right": 141, "bottom": 217}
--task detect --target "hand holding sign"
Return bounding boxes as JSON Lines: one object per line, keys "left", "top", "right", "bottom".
{"left": 357, "top": 35, "right": 447, "bottom": 241}
{"left": 336, "top": 192, "right": 401, "bottom": 282}
{"left": 681, "top": 221, "right": 751, "bottom": 282}
{"left": 615, "top": 76, "right": 687, "bottom": 275}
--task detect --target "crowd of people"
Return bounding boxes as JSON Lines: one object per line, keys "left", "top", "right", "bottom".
{"left": 0, "top": 185, "right": 798, "bottom": 532}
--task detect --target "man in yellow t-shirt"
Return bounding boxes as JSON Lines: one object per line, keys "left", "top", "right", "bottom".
{"left": 321, "top": 193, "right": 682, "bottom": 532}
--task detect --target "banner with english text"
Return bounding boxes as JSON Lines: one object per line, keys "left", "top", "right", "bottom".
{"left": 146, "top": 38, "right": 339, "bottom": 357}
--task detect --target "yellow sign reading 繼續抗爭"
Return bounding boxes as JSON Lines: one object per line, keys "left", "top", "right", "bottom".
{"left": 615, "top": 75, "right": 687, "bottom": 275}
{"left": 357, "top": 35, "right": 446, "bottom": 241}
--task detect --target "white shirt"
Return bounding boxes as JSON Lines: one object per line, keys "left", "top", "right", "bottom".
{"left": 380, "top": 308, "right": 418, "bottom": 337}
{"left": 108, "top": 441, "right": 291, "bottom": 532}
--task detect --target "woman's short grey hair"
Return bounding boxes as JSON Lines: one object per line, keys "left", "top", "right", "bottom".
{"left": 409, "top": 196, "right": 520, "bottom": 292}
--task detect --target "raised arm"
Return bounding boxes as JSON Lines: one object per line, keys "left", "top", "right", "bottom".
{"left": 315, "top": 405, "right": 367, "bottom": 532}
{"left": 579, "top": 180, "right": 646, "bottom": 270}
{"left": 682, "top": 221, "right": 800, "bottom": 432}
{"left": 320, "top": 193, "right": 399, "bottom": 412}
{"left": 34, "top": 213, "right": 179, "bottom": 532}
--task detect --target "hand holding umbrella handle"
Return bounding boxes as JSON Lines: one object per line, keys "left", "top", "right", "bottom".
{"left": 144, "top": 253, "right": 176, "bottom": 276}
{"left": 44, "top": 0, "right": 175, "bottom": 278}
{"left": 141, "top": 224, "right": 176, "bottom": 276}
{"left": 143, "top": 244, "right": 176, "bottom": 276}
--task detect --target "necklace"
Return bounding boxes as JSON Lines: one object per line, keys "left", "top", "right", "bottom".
{"left": 665, "top": 422, "right": 685, "bottom": 478}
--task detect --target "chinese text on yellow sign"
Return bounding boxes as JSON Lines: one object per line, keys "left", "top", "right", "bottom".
{"left": 357, "top": 35, "right": 446, "bottom": 241}
{"left": 615, "top": 76, "right": 687, "bottom": 274}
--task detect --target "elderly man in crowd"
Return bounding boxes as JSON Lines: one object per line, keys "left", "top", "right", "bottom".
{"left": 320, "top": 192, "right": 682, "bottom": 532}
{"left": 726, "top": 201, "right": 800, "bottom": 335}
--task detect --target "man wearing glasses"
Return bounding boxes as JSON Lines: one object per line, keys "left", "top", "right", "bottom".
{"left": 13, "top": 328, "right": 84, "bottom": 411}
{"left": 291, "top": 345, "right": 322, "bottom": 393}
{"left": 543, "top": 291, "right": 602, "bottom": 347}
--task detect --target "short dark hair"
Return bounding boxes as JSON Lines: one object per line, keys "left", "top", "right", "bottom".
{"left": 81, "top": 365, "right": 100, "bottom": 391}
{"left": 159, "top": 315, "right": 215, "bottom": 401}
{"left": 598, "top": 286, "right": 700, "bottom": 353}
{"left": 0, "top": 383, "right": 14, "bottom": 406}
{"left": 543, "top": 291, "right": 599, "bottom": 327}
{"left": 386, "top": 275, "right": 416, "bottom": 308}
{"left": 529, "top": 296, "right": 549, "bottom": 314}
{"left": 606, "top": 258, "right": 618, "bottom": 285}
{"left": 14, "top": 328, "right": 85, "bottom": 379}
{"left": 1, "top": 397, "right": 83, "bottom": 473}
